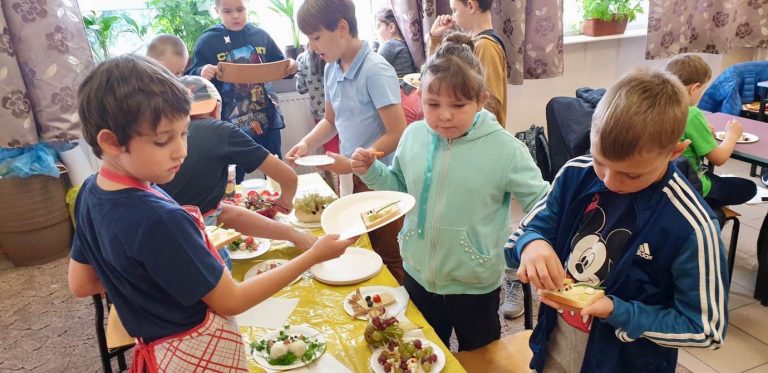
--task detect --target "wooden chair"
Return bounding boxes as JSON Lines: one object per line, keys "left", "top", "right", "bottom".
{"left": 454, "top": 330, "right": 534, "bottom": 373}
{"left": 92, "top": 294, "right": 135, "bottom": 373}
{"left": 722, "top": 206, "right": 741, "bottom": 284}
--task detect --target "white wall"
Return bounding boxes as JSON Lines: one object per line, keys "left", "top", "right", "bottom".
{"left": 504, "top": 35, "right": 729, "bottom": 133}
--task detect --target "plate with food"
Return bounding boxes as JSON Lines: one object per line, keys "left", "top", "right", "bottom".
{"left": 310, "top": 247, "right": 383, "bottom": 285}
{"left": 250, "top": 324, "right": 325, "bottom": 371}
{"left": 402, "top": 73, "right": 421, "bottom": 89}
{"left": 344, "top": 286, "right": 408, "bottom": 320}
{"left": 321, "top": 191, "right": 415, "bottom": 240}
{"left": 226, "top": 236, "right": 270, "bottom": 260}
{"left": 539, "top": 279, "right": 605, "bottom": 312}
{"left": 205, "top": 225, "right": 242, "bottom": 249}
{"left": 290, "top": 193, "right": 337, "bottom": 228}
{"left": 715, "top": 131, "right": 759, "bottom": 144}
{"left": 295, "top": 154, "right": 335, "bottom": 167}
{"left": 226, "top": 190, "right": 281, "bottom": 219}
{"left": 243, "top": 259, "right": 302, "bottom": 285}
{"left": 370, "top": 337, "right": 445, "bottom": 373}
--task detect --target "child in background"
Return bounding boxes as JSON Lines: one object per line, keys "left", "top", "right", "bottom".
{"left": 665, "top": 54, "right": 757, "bottom": 212}
{"left": 158, "top": 76, "right": 318, "bottom": 266}
{"left": 296, "top": 49, "right": 340, "bottom": 191}
{"left": 295, "top": 49, "right": 339, "bottom": 154}
{"left": 351, "top": 33, "right": 548, "bottom": 350}
{"left": 288, "top": 0, "right": 408, "bottom": 282}
{"left": 187, "top": 0, "right": 298, "bottom": 183}
{"left": 67, "top": 55, "right": 355, "bottom": 370}
{"left": 509, "top": 69, "right": 728, "bottom": 372}
{"left": 375, "top": 8, "right": 424, "bottom": 125}
{"left": 146, "top": 34, "right": 188, "bottom": 77}
{"left": 429, "top": 0, "right": 507, "bottom": 126}
{"left": 375, "top": 7, "right": 417, "bottom": 77}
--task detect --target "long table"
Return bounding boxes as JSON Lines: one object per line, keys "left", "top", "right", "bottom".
{"left": 706, "top": 112, "right": 768, "bottom": 305}
{"left": 232, "top": 173, "right": 466, "bottom": 372}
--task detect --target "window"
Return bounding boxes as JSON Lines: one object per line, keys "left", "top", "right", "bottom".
{"left": 563, "top": 0, "right": 650, "bottom": 36}
{"left": 252, "top": 0, "right": 388, "bottom": 49}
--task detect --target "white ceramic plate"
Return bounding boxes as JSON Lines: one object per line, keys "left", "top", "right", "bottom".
{"left": 402, "top": 73, "right": 421, "bottom": 89}
{"left": 226, "top": 237, "right": 270, "bottom": 260}
{"left": 295, "top": 155, "right": 335, "bottom": 167}
{"left": 321, "top": 191, "right": 416, "bottom": 240}
{"left": 369, "top": 338, "right": 445, "bottom": 373}
{"left": 343, "top": 286, "right": 409, "bottom": 320}
{"left": 244, "top": 259, "right": 302, "bottom": 285}
{"left": 250, "top": 324, "right": 325, "bottom": 371}
{"left": 715, "top": 131, "right": 759, "bottom": 144}
{"left": 310, "top": 247, "right": 383, "bottom": 285}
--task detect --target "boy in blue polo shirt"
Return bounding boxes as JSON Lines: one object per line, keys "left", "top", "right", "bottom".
{"left": 287, "top": 0, "right": 407, "bottom": 282}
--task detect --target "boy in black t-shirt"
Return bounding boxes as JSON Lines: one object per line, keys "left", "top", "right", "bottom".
{"left": 159, "top": 76, "right": 317, "bottom": 266}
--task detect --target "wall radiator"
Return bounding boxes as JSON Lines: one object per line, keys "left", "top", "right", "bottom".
{"left": 275, "top": 92, "right": 321, "bottom": 175}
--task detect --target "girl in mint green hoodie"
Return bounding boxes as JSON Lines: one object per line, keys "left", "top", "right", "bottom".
{"left": 351, "top": 33, "right": 548, "bottom": 351}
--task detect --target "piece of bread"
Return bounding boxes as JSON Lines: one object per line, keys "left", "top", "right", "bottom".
{"left": 540, "top": 279, "right": 605, "bottom": 310}
{"left": 348, "top": 289, "right": 397, "bottom": 317}
{"left": 361, "top": 201, "right": 401, "bottom": 229}
{"left": 204, "top": 226, "right": 242, "bottom": 249}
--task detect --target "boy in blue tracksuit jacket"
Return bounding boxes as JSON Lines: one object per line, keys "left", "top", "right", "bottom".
{"left": 187, "top": 0, "right": 297, "bottom": 182}
{"left": 507, "top": 69, "right": 729, "bottom": 373}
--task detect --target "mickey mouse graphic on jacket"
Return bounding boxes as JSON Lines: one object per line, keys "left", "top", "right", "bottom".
{"left": 562, "top": 193, "right": 633, "bottom": 333}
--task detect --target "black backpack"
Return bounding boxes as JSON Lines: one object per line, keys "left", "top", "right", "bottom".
{"left": 515, "top": 125, "right": 553, "bottom": 182}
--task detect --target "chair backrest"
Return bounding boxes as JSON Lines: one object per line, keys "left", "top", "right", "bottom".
{"left": 545, "top": 91, "right": 603, "bottom": 175}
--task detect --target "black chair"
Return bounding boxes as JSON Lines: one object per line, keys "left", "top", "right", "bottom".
{"left": 92, "top": 294, "right": 134, "bottom": 373}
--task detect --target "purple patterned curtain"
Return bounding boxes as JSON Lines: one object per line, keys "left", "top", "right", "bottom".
{"left": 1, "top": 0, "right": 94, "bottom": 147}
{"left": 646, "top": 0, "right": 768, "bottom": 59}
{"left": 389, "top": 0, "right": 563, "bottom": 85}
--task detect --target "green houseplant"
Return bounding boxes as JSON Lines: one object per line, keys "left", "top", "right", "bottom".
{"left": 581, "top": 0, "right": 644, "bottom": 37}
{"left": 147, "top": 0, "right": 218, "bottom": 55}
{"left": 83, "top": 11, "right": 147, "bottom": 61}
{"left": 268, "top": 0, "right": 304, "bottom": 59}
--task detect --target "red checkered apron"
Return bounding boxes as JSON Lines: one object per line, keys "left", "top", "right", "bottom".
{"left": 98, "top": 167, "right": 249, "bottom": 373}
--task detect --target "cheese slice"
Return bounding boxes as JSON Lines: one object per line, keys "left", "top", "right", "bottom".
{"left": 361, "top": 201, "right": 401, "bottom": 229}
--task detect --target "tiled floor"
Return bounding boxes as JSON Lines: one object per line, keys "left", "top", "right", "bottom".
{"left": 508, "top": 159, "right": 768, "bottom": 373}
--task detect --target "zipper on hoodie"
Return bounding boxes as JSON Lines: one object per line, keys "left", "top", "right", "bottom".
{"left": 428, "top": 138, "right": 453, "bottom": 291}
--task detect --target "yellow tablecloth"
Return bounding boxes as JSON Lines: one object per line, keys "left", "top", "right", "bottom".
{"left": 231, "top": 174, "right": 466, "bottom": 373}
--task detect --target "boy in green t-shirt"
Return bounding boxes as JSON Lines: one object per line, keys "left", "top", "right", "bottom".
{"left": 666, "top": 54, "right": 756, "bottom": 210}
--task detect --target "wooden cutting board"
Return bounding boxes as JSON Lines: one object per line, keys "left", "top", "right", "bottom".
{"left": 217, "top": 60, "right": 290, "bottom": 84}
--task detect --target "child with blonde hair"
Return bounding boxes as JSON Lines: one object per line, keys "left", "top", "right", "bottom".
{"left": 351, "top": 32, "right": 548, "bottom": 350}
{"left": 509, "top": 69, "right": 728, "bottom": 371}
{"left": 665, "top": 53, "right": 756, "bottom": 212}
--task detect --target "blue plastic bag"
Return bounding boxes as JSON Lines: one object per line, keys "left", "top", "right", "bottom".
{"left": 0, "top": 144, "right": 60, "bottom": 178}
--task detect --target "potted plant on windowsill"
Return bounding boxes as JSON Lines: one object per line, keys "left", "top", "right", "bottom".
{"left": 581, "top": 0, "right": 643, "bottom": 37}
{"left": 269, "top": 0, "right": 305, "bottom": 59}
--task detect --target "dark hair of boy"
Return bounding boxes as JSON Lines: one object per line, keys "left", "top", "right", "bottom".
{"left": 147, "top": 34, "right": 187, "bottom": 59}
{"left": 665, "top": 53, "right": 712, "bottom": 86}
{"left": 78, "top": 54, "right": 191, "bottom": 158}
{"left": 297, "top": 0, "right": 358, "bottom": 37}
{"left": 375, "top": 8, "right": 403, "bottom": 37}
{"left": 425, "top": 32, "right": 486, "bottom": 103}
{"left": 458, "top": 0, "right": 493, "bottom": 12}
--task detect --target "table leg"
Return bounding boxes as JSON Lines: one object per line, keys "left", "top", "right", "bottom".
{"left": 755, "top": 212, "right": 768, "bottom": 306}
